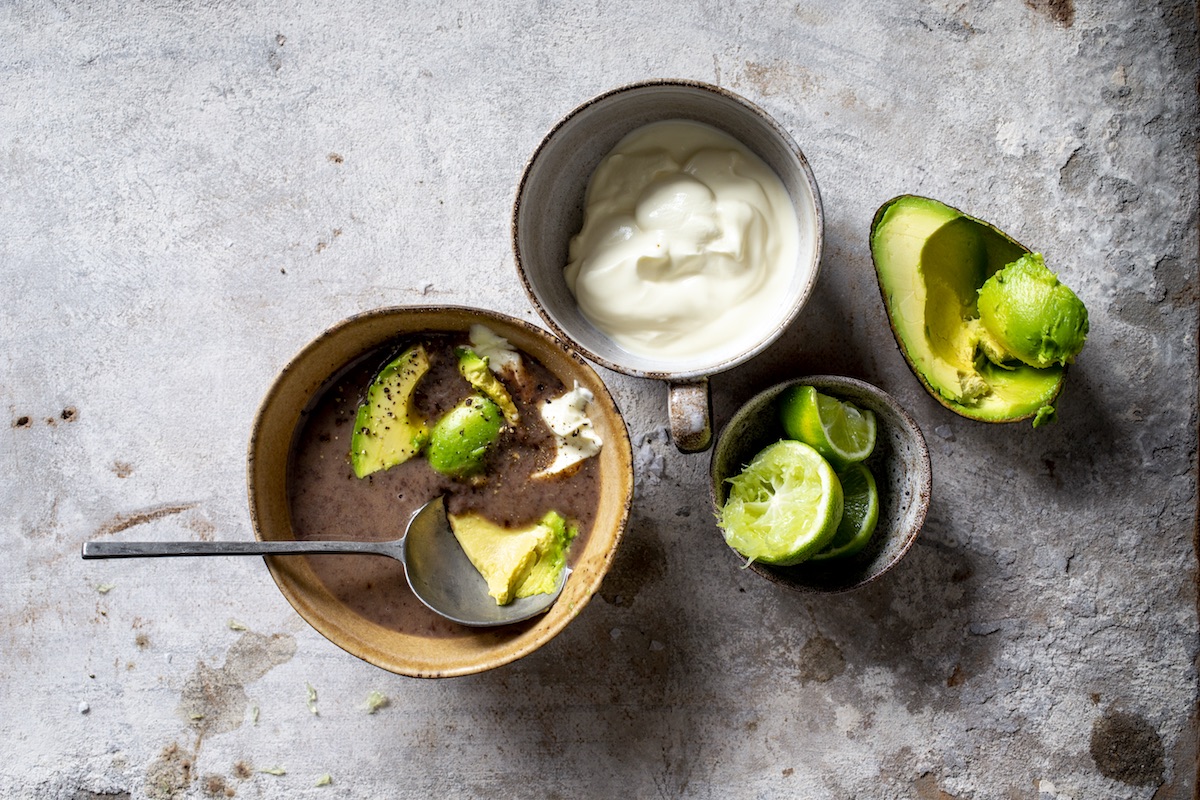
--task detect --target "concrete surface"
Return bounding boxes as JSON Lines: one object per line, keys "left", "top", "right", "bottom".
{"left": 1, "top": 1, "right": 1196, "bottom": 798}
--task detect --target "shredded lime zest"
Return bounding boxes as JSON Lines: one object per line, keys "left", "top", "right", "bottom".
{"left": 227, "top": 619, "right": 247, "bottom": 631}
{"left": 250, "top": 705, "right": 259, "bottom": 725}
{"left": 306, "top": 683, "right": 318, "bottom": 715}
{"left": 260, "top": 767, "right": 286, "bottom": 776}
{"left": 96, "top": 583, "right": 115, "bottom": 594}
{"left": 365, "top": 691, "right": 389, "bottom": 714}
{"left": 315, "top": 774, "right": 332, "bottom": 787}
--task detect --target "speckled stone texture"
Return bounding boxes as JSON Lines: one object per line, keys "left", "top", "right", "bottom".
{"left": 1, "top": 1, "right": 1196, "bottom": 798}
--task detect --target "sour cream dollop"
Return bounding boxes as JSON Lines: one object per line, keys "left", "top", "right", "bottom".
{"left": 534, "top": 382, "right": 603, "bottom": 478}
{"left": 564, "top": 119, "right": 800, "bottom": 363}
{"left": 468, "top": 323, "right": 523, "bottom": 380}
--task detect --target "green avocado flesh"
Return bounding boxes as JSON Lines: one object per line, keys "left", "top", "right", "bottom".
{"left": 455, "top": 346, "right": 520, "bottom": 425}
{"left": 870, "top": 195, "right": 1066, "bottom": 423}
{"left": 349, "top": 345, "right": 431, "bottom": 478}
{"left": 448, "top": 510, "right": 576, "bottom": 605}
{"left": 977, "top": 252, "right": 1089, "bottom": 369}
{"left": 427, "top": 395, "right": 504, "bottom": 478}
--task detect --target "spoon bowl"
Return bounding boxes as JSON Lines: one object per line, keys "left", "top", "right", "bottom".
{"left": 401, "top": 498, "right": 568, "bottom": 626}
{"left": 81, "top": 497, "right": 566, "bottom": 627}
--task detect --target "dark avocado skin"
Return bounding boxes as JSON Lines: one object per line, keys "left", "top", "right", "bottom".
{"left": 869, "top": 195, "right": 1065, "bottom": 424}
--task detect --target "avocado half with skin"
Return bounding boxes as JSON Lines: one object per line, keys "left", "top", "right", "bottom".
{"left": 869, "top": 195, "right": 1065, "bottom": 424}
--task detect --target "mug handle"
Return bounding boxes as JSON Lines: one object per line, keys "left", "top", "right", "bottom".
{"left": 667, "top": 378, "right": 712, "bottom": 453}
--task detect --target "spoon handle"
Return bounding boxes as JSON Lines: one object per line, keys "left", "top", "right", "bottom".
{"left": 81, "top": 540, "right": 394, "bottom": 559}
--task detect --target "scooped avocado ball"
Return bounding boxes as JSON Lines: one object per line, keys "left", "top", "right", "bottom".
{"left": 977, "top": 253, "right": 1089, "bottom": 369}
{"left": 427, "top": 394, "right": 504, "bottom": 478}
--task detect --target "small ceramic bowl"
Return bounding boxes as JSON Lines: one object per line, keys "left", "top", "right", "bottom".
{"left": 247, "top": 306, "right": 634, "bottom": 678}
{"left": 513, "top": 79, "right": 823, "bottom": 452}
{"left": 710, "top": 376, "right": 931, "bottom": 593}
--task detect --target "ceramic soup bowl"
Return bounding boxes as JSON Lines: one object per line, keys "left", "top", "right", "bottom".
{"left": 247, "top": 306, "right": 634, "bottom": 677}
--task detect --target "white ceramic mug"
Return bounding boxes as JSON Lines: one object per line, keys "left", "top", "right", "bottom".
{"left": 512, "top": 79, "right": 824, "bottom": 452}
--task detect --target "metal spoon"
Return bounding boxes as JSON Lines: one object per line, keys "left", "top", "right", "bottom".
{"left": 80, "top": 497, "right": 567, "bottom": 627}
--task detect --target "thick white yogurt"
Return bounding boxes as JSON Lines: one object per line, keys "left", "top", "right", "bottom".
{"left": 564, "top": 120, "right": 800, "bottom": 363}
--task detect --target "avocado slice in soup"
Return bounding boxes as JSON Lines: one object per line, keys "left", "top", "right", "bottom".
{"left": 448, "top": 510, "right": 576, "bottom": 605}
{"left": 455, "top": 346, "right": 520, "bottom": 425}
{"left": 349, "top": 345, "right": 431, "bottom": 478}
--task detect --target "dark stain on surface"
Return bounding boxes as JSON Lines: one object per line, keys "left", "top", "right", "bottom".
{"left": 71, "top": 792, "right": 131, "bottom": 800}
{"left": 232, "top": 762, "right": 252, "bottom": 780}
{"left": 62, "top": 406, "right": 78, "bottom": 421}
{"left": 1155, "top": 253, "right": 1198, "bottom": 309}
{"left": 1090, "top": 708, "right": 1165, "bottom": 786}
{"left": 267, "top": 35, "right": 284, "bottom": 72}
{"left": 13, "top": 415, "right": 31, "bottom": 428}
{"left": 328, "top": 152, "right": 344, "bottom": 164}
{"left": 741, "top": 60, "right": 818, "bottom": 98}
{"left": 946, "top": 663, "right": 965, "bottom": 687}
{"left": 145, "top": 742, "right": 192, "bottom": 799}
{"left": 201, "top": 774, "right": 234, "bottom": 797}
{"left": 112, "top": 461, "right": 134, "bottom": 478}
{"left": 178, "top": 631, "right": 297, "bottom": 738}
{"left": 95, "top": 503, "right": 198, "bottom": 537}
{"left": 910, "top": 9, "right": 977, "bottom": 40}
{"left": 1025, "top": 0, "right": 1075, "bottom": 27}
{"left": 797, "top": 634, "right": 845, "bottom": 683}
{"left": 314, "top": 228, "right": 343, "bottom": 254}
{"left": 598, "top": 515, "right": 668, "bottom": 607}
{"left": 914, "top": 772, "right": 961, "bottom": 799}
{"left": 183, "top": 514, "right": 217, "bottom": 541}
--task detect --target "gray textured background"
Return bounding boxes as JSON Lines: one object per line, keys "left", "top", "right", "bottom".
{"left": 2, "top": 1, "right": 1197, "bottom": 798}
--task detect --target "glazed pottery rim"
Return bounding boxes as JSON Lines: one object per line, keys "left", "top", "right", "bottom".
{"left": 511, "top": 77, "right": 825, "bottom": 382}
{"left": 246, "top": 304, "right": 634, "bottom": 677}
{"left": 709, "top": 374, "right": 931, "bottom": 593}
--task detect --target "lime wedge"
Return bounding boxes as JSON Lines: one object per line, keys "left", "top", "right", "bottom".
{"left": 780, "top": 385, "right": 877, "bottom": 469}
{"left": 718, "top": 440, "right": 844, "bottom": 566}
{"left": 811, "top": 463, "right": 879, "bottom": 561}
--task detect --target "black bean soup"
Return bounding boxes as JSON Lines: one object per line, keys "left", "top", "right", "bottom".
{"left": 287, "top": 332, "right": 601, "bottom": 637}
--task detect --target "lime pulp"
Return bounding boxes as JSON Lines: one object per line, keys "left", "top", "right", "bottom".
{"left": 718, "top": 440, "right": 844, "bottom": 567}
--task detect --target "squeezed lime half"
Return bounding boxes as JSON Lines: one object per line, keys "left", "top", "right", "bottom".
{"left": 718, "top": 440, "right": 844, "bottom": 566}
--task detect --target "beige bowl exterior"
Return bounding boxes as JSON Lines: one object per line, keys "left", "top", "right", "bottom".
{"left": 247, "top": 306, "right": 633, "bottom": 678}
